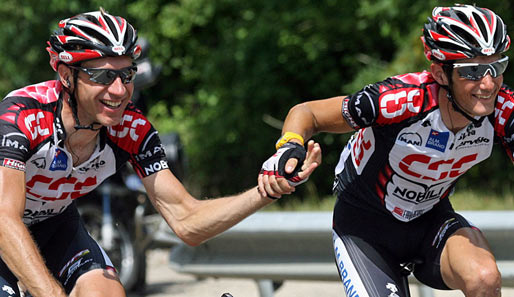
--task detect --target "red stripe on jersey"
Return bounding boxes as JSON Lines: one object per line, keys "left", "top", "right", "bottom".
{"left": 0, "top": 113, "right": 16, "bottom": 124}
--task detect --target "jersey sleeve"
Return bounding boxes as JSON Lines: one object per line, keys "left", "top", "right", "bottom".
{"left": 129, "top": 128, "right": 169, "bottom": 178}
{"left": 494, "top": 86, "right": 514, "bottom": 162}
{"left": 0, "top": 97, "right": 44, "bottom": 171}
{"left": 342, "top": 72, "right": 434, "bottom": 130}
{"left": 342, "top": 83, "right": 381, "bottom": 129}
{"left": 107, "top": 104, "right": 169, "bottom": 178}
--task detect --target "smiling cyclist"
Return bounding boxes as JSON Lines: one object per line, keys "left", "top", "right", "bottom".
{"left": 0, "top": 8, "right": 320, "bottom": 297}
{"left": 259, "top": 4, "right": 512, "bottom": 297}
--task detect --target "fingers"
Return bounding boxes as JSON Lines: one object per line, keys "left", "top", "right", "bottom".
{"left": 258, "top": 173, "right": 295, "bottom": 199}
{"left": 258, "top": 140, "right": 321, "bottom": 199}
{"left": 303, "top": 140, "right": 322, "bottom": 170}
{"left": 297, "top": 161, "right": 319, "bottom": 180}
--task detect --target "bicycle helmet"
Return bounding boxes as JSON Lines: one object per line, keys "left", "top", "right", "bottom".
{"left": 46, "top": 8, "right": 142, "bottom": 131}
{"left": 46, "top": 8, "right": 141, "bottom": 71}
{"left": 420, "top": 4, "right": 511, "bottom": 126}
{"left": 421, "top": 4, "right": 510, "bottom": 62}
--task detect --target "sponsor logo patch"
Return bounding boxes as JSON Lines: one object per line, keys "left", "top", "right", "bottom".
{"left": 426, "top": 129, "right": 449, "bottom": 152}
{"left": 2, "top": 158, "right": 26, "bottom": 171}
{"left": 50, "top": 148, "right": 68, "bottom": 171}
{"left": 398, "top": 132, "right": 422, "bottom": 146}
{"left": 59, "top": 51, "right": 73, "bottom": 63}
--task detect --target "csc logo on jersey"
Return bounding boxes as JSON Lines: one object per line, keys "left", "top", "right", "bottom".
{"left": 107, "top": 111, "right": 153, "bottom": 154}
{"left": 496, "top": 94, "right": 514, "bottom": 127}
{"left": 351, "top": 128, "right": 375, "bottom": 174}
{"left": 108, "top": 114, "right": 148, "bottom": 142}
{"left": 398, "top": 153, "right": 477, "bottom": 182}
{"left": 379, "top": 89, "right": 422, "bottom": 120}
{"left": 18, "top": 110, "right": 53, "bottom": 148}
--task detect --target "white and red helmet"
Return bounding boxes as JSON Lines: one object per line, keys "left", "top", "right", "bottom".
{"left": 421, "top": 4, "right": 510, "bottom": 62}
{"left": 46, "top": 8, "right": 142, "bottom": 71}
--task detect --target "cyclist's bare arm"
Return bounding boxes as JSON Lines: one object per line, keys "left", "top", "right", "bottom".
{"left": 141, "top": 150, "right": 320, "bottom": 247}
{"left": 141, "top": 171, "right": 272, "bottom": 246}
{"left": 0, "top": 167, "right": 66, "bottom": 297}
{"left": 264, "top": 96, "right": 353, "bottom": 185}
{"left": 282, "top": 96, "right": 355, "bottom": 140}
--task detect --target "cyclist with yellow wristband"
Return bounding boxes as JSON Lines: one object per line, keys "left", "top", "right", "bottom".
{"left": 259, "top": 4, "right": 511, "bottom": 297}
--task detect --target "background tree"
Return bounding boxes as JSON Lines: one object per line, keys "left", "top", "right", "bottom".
{"left": 1, "top": 0, "right": 513, "bottom": 203}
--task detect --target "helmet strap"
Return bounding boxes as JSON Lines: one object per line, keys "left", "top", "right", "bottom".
{"left": 65, "top": 70, "right": 102, "bottom": 131}
{"left": 440, "top": 64, "right": 485, "bottom": 127}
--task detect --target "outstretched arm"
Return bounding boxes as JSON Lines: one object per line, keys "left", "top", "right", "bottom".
{"left": 141, "top": 142, "right": 321, "bottom": 247}
{"left": 0, "top": 167, "right": 66, "bottom": 297}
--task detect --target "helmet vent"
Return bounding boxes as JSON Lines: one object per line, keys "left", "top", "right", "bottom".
{"left": 80, "top": 27, "right": 109, "bottom": 46}
{"left": 472, "top": 12, "right": 489, "bottom": 42}
{"left": 454, "top": 11, "right": 469, "bottom": 24}
{"left": 102, "top": 16, "right": 120, "bottom": 41}
{"left": 84, "top": 15, "right": 101, "bottom": 26}
{"left": 451, "top": 25, "right": 479, "bottom": 47}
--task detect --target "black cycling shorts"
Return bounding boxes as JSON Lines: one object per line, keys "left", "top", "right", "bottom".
{"left": 0, "top": 203, "right": 114, "bottom": 296}
{"left": 332, "top": 197, "right": 473, "bottom": 297}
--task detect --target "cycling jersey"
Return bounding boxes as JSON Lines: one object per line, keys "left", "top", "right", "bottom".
{"left": 333, "top": 71, "right": 514, "bottom": 222}
{"left": 0, "top": 80, "right": 169, "bottom": 226}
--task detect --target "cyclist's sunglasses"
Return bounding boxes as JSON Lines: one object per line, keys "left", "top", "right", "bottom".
{"left": 453, "top": 56, "right": 509, "bottom": 81}
{"left": 70, "top": 65, "right": 138, "bottom": 85}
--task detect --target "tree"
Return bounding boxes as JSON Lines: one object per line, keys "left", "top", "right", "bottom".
{"left": 1, "top": 0, "right": 513, "bottom": 201}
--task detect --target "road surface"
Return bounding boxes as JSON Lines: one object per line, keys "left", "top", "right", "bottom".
{"left": 126, "top": 249, "right": 514, "bottom": 297}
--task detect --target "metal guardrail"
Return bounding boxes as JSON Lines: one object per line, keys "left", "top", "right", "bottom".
{"left": 161, "top": 211, "right": 514, "bottom": 297}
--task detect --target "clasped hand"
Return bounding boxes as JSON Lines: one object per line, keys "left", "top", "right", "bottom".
{"left": 258, "top": 140, "right": 321, "bottom": 199}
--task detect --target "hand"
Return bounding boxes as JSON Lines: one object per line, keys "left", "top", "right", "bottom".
{"left": 258, "top": 140, "right": 321, "bottom": 199}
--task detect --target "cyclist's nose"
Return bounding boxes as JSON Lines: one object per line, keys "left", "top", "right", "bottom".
{"left": 107, "top": 76, "right": 127, "bottom": 96}
{"left": 478, "top": 70, "right": 498, "bottom": 91}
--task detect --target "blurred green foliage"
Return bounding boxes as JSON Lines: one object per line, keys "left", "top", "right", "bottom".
{"left": 1, "top": 0, "right": 513, "bottom": 202}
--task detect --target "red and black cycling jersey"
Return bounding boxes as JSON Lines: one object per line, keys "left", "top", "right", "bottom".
{"left": 334, "top": 71, "right": 514, "bottom": 222}
{"left": 0, "top": 80, "right": 169, "bottom": 225}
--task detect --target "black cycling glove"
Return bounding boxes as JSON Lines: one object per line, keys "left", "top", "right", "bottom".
{"left": 260, "top": 142, "right": 307, "bottom": 186}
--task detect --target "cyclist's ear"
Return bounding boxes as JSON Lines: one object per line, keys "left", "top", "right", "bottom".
{"left": 431, "top": 63, "right": 449, "bottom": 86}
{"left": 57, "top": 64, "right": 73, "bottom": 89}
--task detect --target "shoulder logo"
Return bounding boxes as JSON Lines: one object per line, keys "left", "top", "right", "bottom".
{"left": 426, "top": 129, "right": 449, "bottom": 152}
{"left": 1, "top": 133, "right": 29, "bottom": 152}
{"left": 379, "top": 89, "right": 422, "bottom": 119}
{"left": 108, "top": 113, "right": 148, "bottom": 142}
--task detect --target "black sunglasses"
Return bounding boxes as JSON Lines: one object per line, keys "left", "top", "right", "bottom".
{"left": 453, "top": 56, "right": 509, "bottom": 81}
{"left": 70, "top": 65, "right": 138, "bottom": 85}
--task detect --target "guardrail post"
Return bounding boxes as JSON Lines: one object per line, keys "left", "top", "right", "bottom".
{"left": 256, "top": 279, "right": 274, "bottom": 297}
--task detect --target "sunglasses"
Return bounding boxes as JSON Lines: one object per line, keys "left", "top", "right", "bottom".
{"left": 453, "top": 56, "right": 509, "bottom": 81}
{"left": 70, "top": 65, "right": 138, "bottom": 85}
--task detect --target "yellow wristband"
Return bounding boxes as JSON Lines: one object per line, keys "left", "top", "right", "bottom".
{"left": 275, "top": 132, "right": 305, "bottom": 150}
